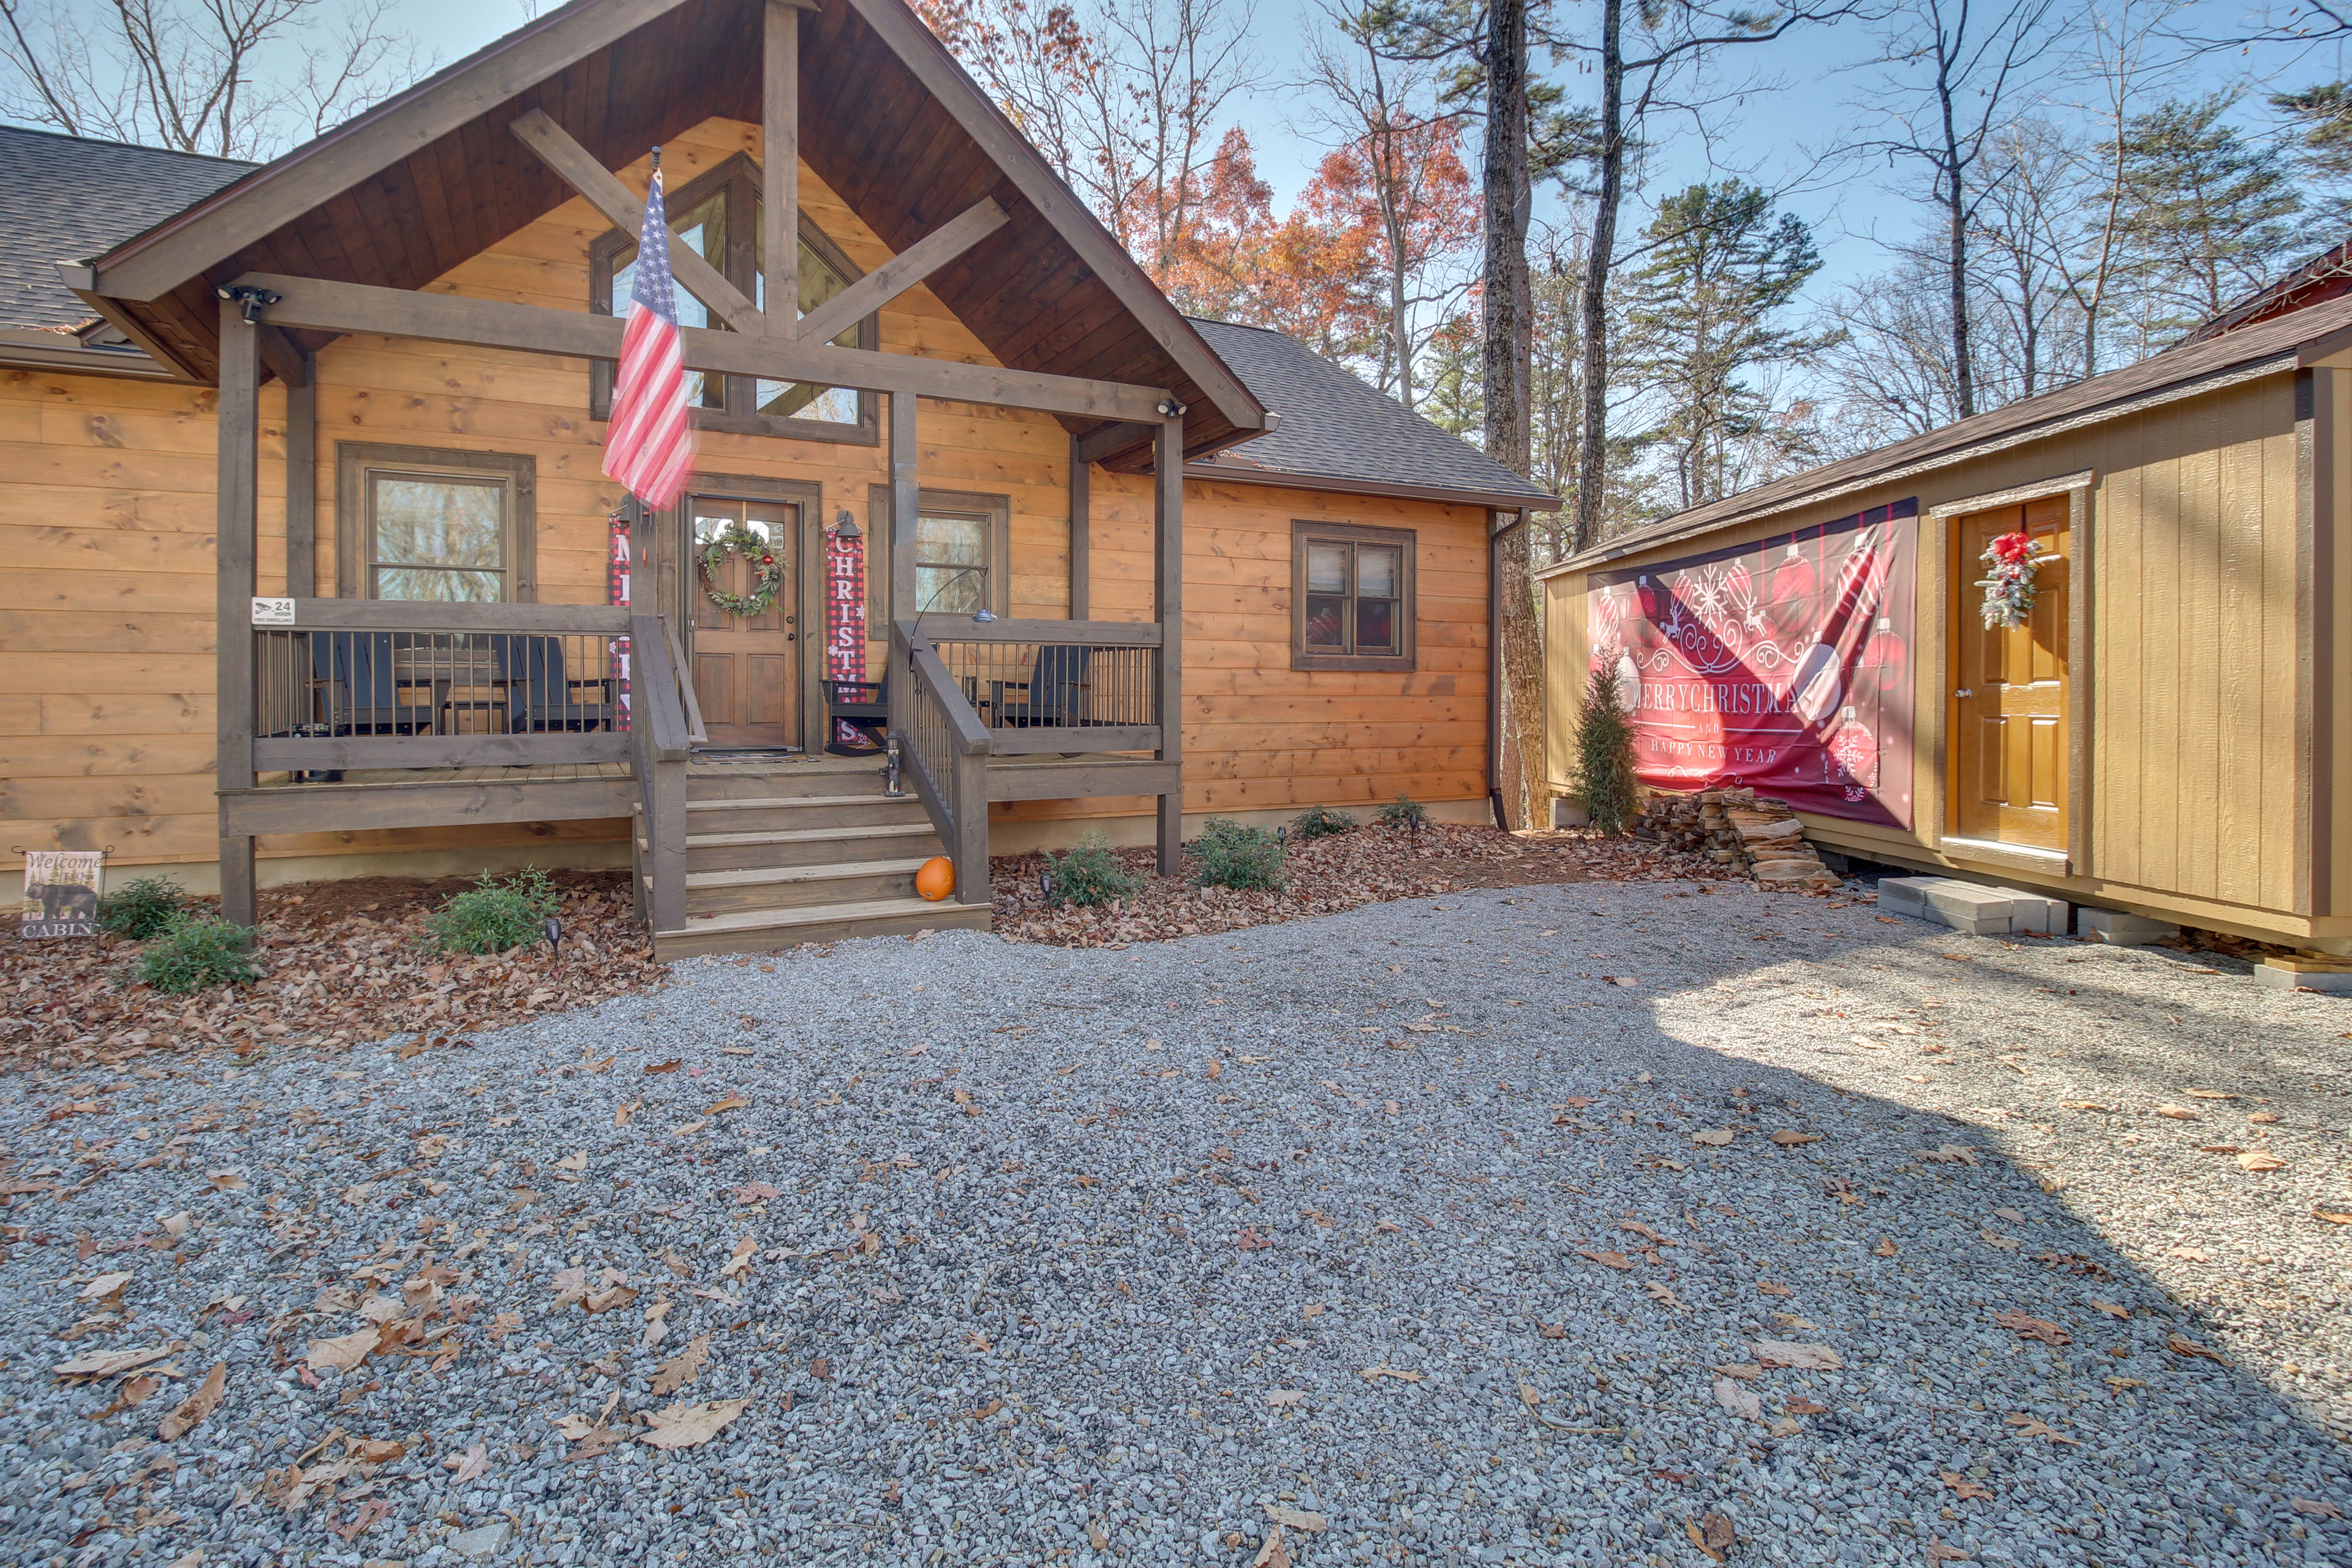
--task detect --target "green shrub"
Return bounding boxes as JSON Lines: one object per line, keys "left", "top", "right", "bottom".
{"left": 1576, "top": 663, "right": 1640, "bottom": 835}
{"left": 1375, "top": 793, "right": 1428, "bottom": 829}
{"left": 1288, "top": 804, "right": 1357, "bottom": 840}
{"left": 138, "top": 914, "right": 264, "bottom": 994}
{"left": 424, "top": 867, "right": 560, "bottom": 955}
{"left": 1042, "top": 837, "right": 1142, "bottom": 907}
{"left": 97, "top": 875, "right": 186, "bottom": 940}
{"left": 1191, "top": 816, "right": 1286, "bottom": 891}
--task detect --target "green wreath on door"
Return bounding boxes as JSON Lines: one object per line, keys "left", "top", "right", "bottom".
{"left": 701, "top": 521, "right": 786, "bottom": 618}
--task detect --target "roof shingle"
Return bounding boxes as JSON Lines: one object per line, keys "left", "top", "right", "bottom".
{"left": 0, "top": 124, "right": 256, "bottom": 331}
{"left": 1188, "top": 317, "right": 1556, "bottom": 507}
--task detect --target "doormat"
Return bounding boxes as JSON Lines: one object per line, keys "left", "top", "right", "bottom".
{"left": 691, "top": 748, "right": 808, "bottom": 764}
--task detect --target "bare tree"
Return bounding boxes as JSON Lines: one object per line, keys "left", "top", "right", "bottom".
{"left": 2057, "top": 0, "right": 2181, "bottom": 375}
{"left": 1568, "top": 0, "right": 1868, "bottom": 556}
{"left": 922, "top": 0, "right": 1254, "bottom": 277}
{"left": 1855, "top": 0, "right": 2060, "bottom": 421}
{"left": 1297, "top": 2, "right": 1481, "bottom": 413}
{"left": 0, "top": 0, "right": 421, "bottom": 159}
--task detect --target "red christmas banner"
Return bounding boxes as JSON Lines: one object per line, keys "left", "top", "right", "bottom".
{"left": 608, "top": 508, "right": 632, "bottom": 733}
{"left": 1586, "top": 499, "right": 1918, "bottom": 827}
{"left": 824, "top": 521, "right": 868, "bottom": 748}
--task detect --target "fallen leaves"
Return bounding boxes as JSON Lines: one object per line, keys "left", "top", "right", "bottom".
{"left": 55, "top": 1344, "right": 179, "bottom": 1381}
{"left": 1916, "top": 1144, "right": 1980, "bottom": 1165}
{"left": 1754, "top": 1340, "right": 1843, "bottom": 1371}
{"left": 2004, "top": 1413, "right": 2080, "bottom": 1445}
{"left": 2314, "top": 1205, "right": 2352, "bottom": 1226}
{"left": 648, "top": 1335, "right": 710, "bottom": 1396}
{"left": 1692, "top": 1128, "right": 1736, "bottom": 1147}
{"left": 1266, "top": 1389, "right": 1308, "bottom": 1408}
{"left": 2290, "top": 1498, "right": 2344, "bottom": 1520}
{"left": 2152, "top": 1104, "right": 2199, "bottom": 1120}
{"left": 723, "top": 1237, "right": 755, "bottom": 1281}
{"left": 1577, "top": 1248, "right": 1635, "bottom": 1271}
{"left": 1873, "top": 1237, "right": 1898, "bottom": 1257}
{"left": 1770, "top": 1130, "right": 1820, "bottom": 1147}
{"left": 1684, "top": 1512, "right": 1736, "bottom": 1562}
{"left": 1712, "top": 1378, "right": 1763, "bottom": 1422}
{"left": 1359, "top": 1365, "right": 1423, "bottom": 1383}
{"left": 645, "top": 1059, "right": 681, "bottom": 1075}
{"left": 447, "top": 1442, "right": 489, "bottom": 1485}
{"left": 76, "top": 1271, "right": 133, "bottom": 1302}
{"left": 1993, "top": 1310, "right": 2070, "bottom": 1346}
{"left": 707, "top": 1095, "right": 750, "bottom": 1116}
{"left": 733, "top": 1182, "right": 781, "bottom": 1205}
{"left": 157, "top": 1363, "right": 225, "bottom": 1441}
{"left": 2090, "top": 1300, "right": 2130, "bottom": 1320}
{"left": 638, "top": 1397, "right": 750, "bottom": 1450}
{"left": 1264, "top": 1503, "right": 1327, "bottom": 1532}
{"left": 2237, "top": 1150, "right": 2287, "bottom": 1172}
{"left": 1235, "top": 1226, "right": 1273, "bottom": 1250}
{"left": 2166, "top": 1332, "right": 2226, "bottom": 1362}
{"left": 1924, "top": 1539, "right": 1973, "bottom": 1564}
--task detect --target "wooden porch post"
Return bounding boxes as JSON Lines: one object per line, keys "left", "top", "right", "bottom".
{"left": 284, "top": 352, "right": 315, "bottom": 596}
{"left": 217, "top": 304, "right": 261, "bottom": 925}
{"left": 763, "top": 0, "right": 799, "bottom": 334}
{"left": 888, "top": 390, "right": 918, "bottom": 739}
{"left": 1154, "top": 416, "right": 1183, "bottom": 874}
{"left": 1068, "top": 434, "right": 1090, "bottom": 619}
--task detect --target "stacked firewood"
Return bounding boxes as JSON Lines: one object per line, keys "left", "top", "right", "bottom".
{"left": 1627, "top": 788, "right": 1844, "bottom": 891}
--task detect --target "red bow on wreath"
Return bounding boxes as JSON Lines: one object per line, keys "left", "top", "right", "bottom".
{"left": 1989, "top": 530, "right": 2035, "bottom": 565}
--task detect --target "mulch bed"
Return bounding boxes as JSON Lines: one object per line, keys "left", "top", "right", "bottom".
{"left": 0, "top": 869, "right": 662, "bottom": 1076}
{"left": 0, "top": 827, "right": 1758, "bottom": 1074}
{"left": 988, "top": 820, "right": 1747, "bottom": 946}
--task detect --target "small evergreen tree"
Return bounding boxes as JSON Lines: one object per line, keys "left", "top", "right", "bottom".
{"left": 1575, "top": 664, "right": 1638, "bottom": 835}
{"left": 2119, "top": 95, "right": 2304, "bottom": 332}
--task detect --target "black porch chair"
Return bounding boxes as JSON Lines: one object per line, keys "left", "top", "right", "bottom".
{"left": 989, "top": 644, "right": 1092, "bottom": 727}
{"left": 495, "top": 635, "right": 617, "bottom": 733}
{"left": 826, "top": 678, "right": 889, "bottom": 755}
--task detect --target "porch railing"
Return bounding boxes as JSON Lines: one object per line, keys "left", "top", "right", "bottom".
{"left": 251, "top": 600, "right": 635, "bottom": 773}
{"left": 921, "top": 619, "right": 1163, "bottom": 754}
{"left": 892, "top": 619, "right": 992, "bottom": 905}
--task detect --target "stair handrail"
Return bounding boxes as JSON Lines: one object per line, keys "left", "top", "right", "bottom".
{"left": 659, "top": 615, "right": 709, "bottom": 744}
{"left": 892, "top": 617, "right": 992, "bottom": 906}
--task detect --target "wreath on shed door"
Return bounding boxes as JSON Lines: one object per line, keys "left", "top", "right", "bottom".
{"left": 1975, "top": 530, "right": 2046, "bottom": 630}
{"left": 701, "top": 521, "right": 786, "bottom": 619}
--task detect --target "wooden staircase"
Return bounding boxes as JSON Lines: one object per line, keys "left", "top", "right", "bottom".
{"left": 641, "top": 759, "right": 992, "bottom": 960}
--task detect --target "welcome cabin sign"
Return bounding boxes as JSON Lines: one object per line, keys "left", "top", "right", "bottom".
{"left": 1587, "top": 499, "right": 1918, "bottom": 827}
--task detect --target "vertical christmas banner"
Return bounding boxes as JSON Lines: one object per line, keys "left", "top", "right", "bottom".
{"left": 824, "top": 521, "right": 869, "bottom": 748}
{"left": 608, "top": 509, "right": 632, "bottom": 733}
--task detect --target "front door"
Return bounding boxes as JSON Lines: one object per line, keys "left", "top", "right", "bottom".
{"left": 689, "top": 496, "right": 800, "bottom": 748}
{"left": 1950, "top": 495, "right": 2069, "bottom": 850}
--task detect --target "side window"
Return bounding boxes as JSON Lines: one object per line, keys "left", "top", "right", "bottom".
{"left": 588, "top": 153, "right": 878, "bottom": 442}
{"left": 1292, "top": 521, "right": 1415, "bottom": 671}
{"left": 869, "top": 485, "right": 1011, "bottom": 626}
{"left": 335, "top": 444, "right": 535, "bottom": 602}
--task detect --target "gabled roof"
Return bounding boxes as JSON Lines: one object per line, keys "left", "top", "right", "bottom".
{"left": 1187, "top": 319, "right": 1558, "bottom": 510}
{"left": 0, "top": 126, "right": 254, "bottom": 331}
{"left": 1542, "top": 290, "right": 2352, "bottom": 575}
{"left": 75, "top": 0, "right": 1262, "bottom": 460}
{"left": 2188, "top": 232, "right": 2352, "bottom": 342}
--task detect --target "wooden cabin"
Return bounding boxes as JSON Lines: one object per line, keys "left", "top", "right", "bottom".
{"left": 0, "top": 0, "right": 1551, "bottom": 959}
{"left": 1540, "top": 296, "right": 2352, "bottom": 954}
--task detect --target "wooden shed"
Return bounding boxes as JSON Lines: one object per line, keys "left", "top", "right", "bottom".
{"left": 0, "top": 0, "right": 1552, "bottom": 958}
{"left": 1540, "top": 296, "right": 2352, "bottom": 954}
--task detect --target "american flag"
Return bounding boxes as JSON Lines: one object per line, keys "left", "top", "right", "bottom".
{"left": 603, "top": 159, "right": 693, "bottom": 510}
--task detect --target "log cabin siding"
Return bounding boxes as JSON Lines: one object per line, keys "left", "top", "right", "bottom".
{"left": 5, "top": 115, "right": 1491, "bottom": 890}
{"left": 1543, "top": 363, "right": 2350, "bottom": 949}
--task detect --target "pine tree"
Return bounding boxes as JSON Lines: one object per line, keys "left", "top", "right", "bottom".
{"left": 2120, "top": 96, "right": 2305, "bottom": 331}
{"left": 2272, "top": 81, "right": 2352, "bottom": 232}
{"left": 1621, "top": 181, "right": 1832, "bottom": 513}
{"left": 1575, "top": 665, "right": 1639, "bottom": 836}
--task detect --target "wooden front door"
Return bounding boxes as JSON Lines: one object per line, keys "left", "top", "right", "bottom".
{"left": 689, "top": 496, "right": 800, "bottom": 748}
{"left": 1950, "top": 496, "right": 2070, "bottom": 850}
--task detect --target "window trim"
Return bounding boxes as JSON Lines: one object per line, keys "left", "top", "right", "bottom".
{"left": 587, "top": 151, "right": 880, "bottom": 445}
{"left": 868, "top": 483, "right": 1011, "bottom": 629}
{"left": 335, "top": 442, "right": 536, "bottom": 602}
{"left": 1291, "top": 519, "right": 1416, "bottom": 672}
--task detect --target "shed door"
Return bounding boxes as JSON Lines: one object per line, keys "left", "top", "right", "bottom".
{"left": 1950, "top": 496, "right": 2069, "bottom": 850}
{"left": 689, "top": 497, "right": 800, "bottom": 748}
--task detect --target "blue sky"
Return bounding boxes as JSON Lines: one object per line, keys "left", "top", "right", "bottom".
{"left": 334, "top": 0, "right": 2352, "bottom": 308}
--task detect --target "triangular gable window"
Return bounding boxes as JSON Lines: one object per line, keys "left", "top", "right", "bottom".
{"left": 589, "top": 153, "right": 878, "bottom": 445}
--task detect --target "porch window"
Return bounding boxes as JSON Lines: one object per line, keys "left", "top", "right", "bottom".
{"left": 589, "top": 153, "right": 879, "bottom": 443}
{"left": 867, "top": 486, "right": 1012, "bottom": 625}
{"left": 1292, "top": 520, "right": 1416, "bottom": 671}
{"left": 334, "top": 443, "right": 537, "bottom": 602}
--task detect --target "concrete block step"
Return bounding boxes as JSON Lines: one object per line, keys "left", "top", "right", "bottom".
{"left": 655, "top": 895, "right": 990, "bottom": 960}
{"left": 685, "top": 857, "right": 930, "bottom": 915}
{"left": 2076, "top": 907, "right": 2179, "bottom": 945}
{"left": 1879, "top": 875, "right": 2056, "bottom": 937}
{"left": 686, "top": 820, "right": 941, "bottom": 872}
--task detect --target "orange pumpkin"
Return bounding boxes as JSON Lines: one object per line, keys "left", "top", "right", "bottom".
{"left": 914, "top": 856, "right": 956, "bottom": 902}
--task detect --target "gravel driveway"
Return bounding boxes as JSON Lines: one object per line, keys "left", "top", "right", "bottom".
{"left": 2, "top": 880, "right": 2347, "bottom": 1568}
